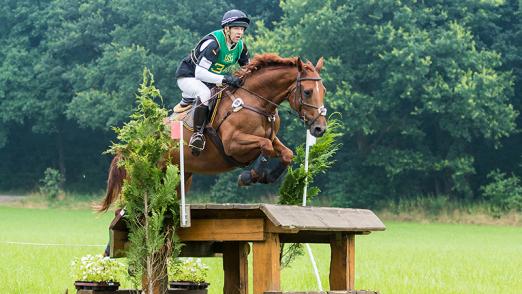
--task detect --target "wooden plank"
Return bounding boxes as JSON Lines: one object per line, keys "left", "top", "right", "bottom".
{"left": 187, "top": 203, "right": 207, "bottom": 209}
{"left": 223, "top": 242, "right": 250, "bottom": 294}
{"left": 110, "top": 229, "right": 128, "bottom": 258}
{"left": 232, "top": 203, "right": 263, "bottom": 209}
{"left": 189, "top": 203, "right": 261, "bottom": 210}
{"left": 177, "top": 219, "right": 264, "bottom": 241}
{"left": 201, "top": 203, "right": 259, "bottom": 210}
{"left": 109, "top": 208, "right": 126, "bottom": 230}
{"left": 266, "top": 221, "right": 299, "bottom": 234}
{"left": 348, "top": 234, "right": 355, "bottom": 289}
{"left": 329, "top": 234, "right": 356, "bottom": 290}
{"left": 253, "top": 233, "right": 280, "bottom": 294}
{"left": 261, "top": 205, "right": 386, "bottom": 232}
{"left": 205, "top": 203, "right": 234, "bottom": 209}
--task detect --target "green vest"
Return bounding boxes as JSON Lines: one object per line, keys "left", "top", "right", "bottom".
{"left": 208, "top": 30, "right": 244, "bottom": 75}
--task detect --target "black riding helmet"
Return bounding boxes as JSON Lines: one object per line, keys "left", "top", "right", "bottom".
{"left": 221, "top": 9, "right": 250, "bottom": 29}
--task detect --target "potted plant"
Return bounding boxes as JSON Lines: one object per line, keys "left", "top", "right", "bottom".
{"left": 168, "top": 258, "right": 209, "bottom": 293}
{"left": 71, "top": 254, "right": 126, "bottom": 291}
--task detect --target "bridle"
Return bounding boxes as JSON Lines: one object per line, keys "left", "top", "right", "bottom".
{"left": 287, "top": 72, "right": 327, "bottom": 127}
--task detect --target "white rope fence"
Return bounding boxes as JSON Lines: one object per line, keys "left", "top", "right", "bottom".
{"left": 1, "top": 241, "right": 105, "bottom": 247}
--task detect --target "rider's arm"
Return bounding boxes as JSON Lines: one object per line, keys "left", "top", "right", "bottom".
{"left": 195, "top": 39, "right": 225, "bottom": 84}
{"left": 238, "top": 44, "right": 249, "bottom": 66}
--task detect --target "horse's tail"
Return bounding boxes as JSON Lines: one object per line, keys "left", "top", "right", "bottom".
{"left": 96, "top": 153, "right": 126, "bottom": 212}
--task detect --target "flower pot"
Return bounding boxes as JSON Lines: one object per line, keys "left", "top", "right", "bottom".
{"left": 169, "top": 281, "right": 209, "bottom": 293}
{"left": 74, "top": 281, "right": 120, "bottom": 291}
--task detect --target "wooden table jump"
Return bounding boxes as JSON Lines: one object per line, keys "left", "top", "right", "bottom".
{"left": 109, "top": 204, "right": 385, "bottom": 294}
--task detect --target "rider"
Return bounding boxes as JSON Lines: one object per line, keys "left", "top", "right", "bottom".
{"left": 175, "top": 9, "right": 250, "bottom": 155}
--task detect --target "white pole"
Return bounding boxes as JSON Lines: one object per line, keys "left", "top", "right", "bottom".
{"left": 302, "top": 129, "right": 322, "bottom": 291}
{"left": 179, "top": 120, "right": 186, "bottom": 226}
{"left": 303, "top": 130, "right": 311, "bottom": 206}
{"left": 305, "top": 243, "right": 323, "bottom": 291}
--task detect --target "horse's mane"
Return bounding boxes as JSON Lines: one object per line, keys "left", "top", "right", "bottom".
{"left": 236, "top": 53, "right": 304, "bottom": 79}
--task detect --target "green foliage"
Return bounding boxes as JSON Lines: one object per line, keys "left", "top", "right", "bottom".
{"left": 209, "top": 171, "right": 251, "bottom": 203}
{"left": 39, "top": 168, "right": 65, "bottom": 200}
{"left": 1, "top": 0, "right": 522, "bottom": 209}
{"left": 252, "top": 0, "right": 520, "bottom": 206}
{"left": 280, "top": 243, "right": 304, "bottom": 269}
{"left": 278, "top": 117, "right": 342, "bottom": 205}
{"left": 168, "top": 258, "right": 209, "bottom": 283}
{"left": 0, "top": 0, "right": 240, "bottom": 192}
{"left": 70, "top": 254, "right": 126, "bottom": 282}
{"left": 481, "top": 170, "right": 522, "bottom": 213}
{"left": 106, "top": 69, "right": 180, "bottom": 287}
{"left": 383, "top": 194, "right": 453, "bottom": 216}
{"left": 207, "top": 170, "right": 280, "bottom": 203}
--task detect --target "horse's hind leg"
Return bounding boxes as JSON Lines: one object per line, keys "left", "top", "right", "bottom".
{"left": 238, "top": 155, "right": 288, "bottom": 186}
{"left": 238, "top": 156, "right": 266, "bottom": 186}
{"left": 236, "top": 136, "right": 294, "bottom": 186}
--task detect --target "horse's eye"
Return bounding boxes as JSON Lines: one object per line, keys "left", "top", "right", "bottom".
{"left": 303, "top": 89, "right": 313, "bottom": 97}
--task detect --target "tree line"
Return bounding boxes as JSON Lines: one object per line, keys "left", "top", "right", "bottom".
{"left": 1, "top": 0, "right": 521, "bottom": 209}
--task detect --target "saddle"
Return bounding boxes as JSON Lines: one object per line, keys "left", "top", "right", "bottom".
{"left": 168, "top": 88, "right": 249, "bottom": 167}
{"left": 169, "top": 87, "right": 224, "bottom": 130}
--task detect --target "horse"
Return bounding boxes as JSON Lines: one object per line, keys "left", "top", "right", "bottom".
{"left": 98, "top": 53, "right": 328, "bottom": 212}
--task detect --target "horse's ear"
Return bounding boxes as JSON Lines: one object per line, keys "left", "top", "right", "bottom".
{"left": 297, "top": 57, "right": 304, "bottom": 73}
{"left": 315, "top": 57, "right": 324, "bottom": 73}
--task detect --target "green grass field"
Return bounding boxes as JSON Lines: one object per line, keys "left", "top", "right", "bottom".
{"left": 1, "top": 206, "right": 521, "bottom": 294}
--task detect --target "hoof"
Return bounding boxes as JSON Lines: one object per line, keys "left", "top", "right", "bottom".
{"left": 238, "top": 171, "right": 252, "bottom": 186}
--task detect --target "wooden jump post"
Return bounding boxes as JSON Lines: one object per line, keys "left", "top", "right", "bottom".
{"left": 109, "top": 203, "right": 385, "bottom": 294}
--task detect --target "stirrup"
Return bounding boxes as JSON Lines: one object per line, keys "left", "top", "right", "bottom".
{"left": 189, "top": 133, "right": 206, "bottom": 155}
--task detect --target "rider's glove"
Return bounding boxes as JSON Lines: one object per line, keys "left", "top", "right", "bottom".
{"left": 223, "top": 75, "right": 242, "bottom": 88}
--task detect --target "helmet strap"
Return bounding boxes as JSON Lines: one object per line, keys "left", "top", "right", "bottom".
{"left": 224, "top": 27, "right": 236, "bottom": 46}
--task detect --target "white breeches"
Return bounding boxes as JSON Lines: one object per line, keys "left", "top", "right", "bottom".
{"left": 177, "top": 77, "right": 211, "bottom": 106}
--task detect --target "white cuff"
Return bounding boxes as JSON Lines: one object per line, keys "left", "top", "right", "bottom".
{"left": 195, "top": 64, "right": 224, "bottom": 84}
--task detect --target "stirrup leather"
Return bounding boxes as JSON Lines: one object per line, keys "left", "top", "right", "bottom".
{"left": 189, "top": 133, "right": 206, "bottom": 151}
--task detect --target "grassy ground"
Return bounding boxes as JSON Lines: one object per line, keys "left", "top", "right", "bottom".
{"left": 1, "top": 206, "right": 521, "bottom": 293}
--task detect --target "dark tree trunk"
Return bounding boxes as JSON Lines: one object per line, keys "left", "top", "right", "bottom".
{"left": 56, "top": 129, "right": 66, "bottom": 185}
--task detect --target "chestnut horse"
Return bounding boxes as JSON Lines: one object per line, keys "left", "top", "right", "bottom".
{"left": 98, "top": 53, "right": 327, "bottom": 211}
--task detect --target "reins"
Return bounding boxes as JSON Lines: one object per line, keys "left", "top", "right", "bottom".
{"left": 226, "top": 71, "right": 327, "bottom": 130}
{"left": 183, "top": 66, "right": 327, "bottom": 141}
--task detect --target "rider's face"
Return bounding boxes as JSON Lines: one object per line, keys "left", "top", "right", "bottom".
{"left": 226, "top": 26, "right": 245, "bottom": 43}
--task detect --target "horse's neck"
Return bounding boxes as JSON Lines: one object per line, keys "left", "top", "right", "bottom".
{"left": 242, "top": 67, "right": 297, "bottom": 107}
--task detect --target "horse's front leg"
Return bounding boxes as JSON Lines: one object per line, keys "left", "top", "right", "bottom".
{"left": 272, "top": 136, "right": 294, "bottom": 166}
{"left": 225, "top": 133, "right": 277, "bottom": 158}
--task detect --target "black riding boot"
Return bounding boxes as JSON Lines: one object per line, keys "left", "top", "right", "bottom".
{"left": 189, "top": 101, "right": 209, "bottom": 156}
